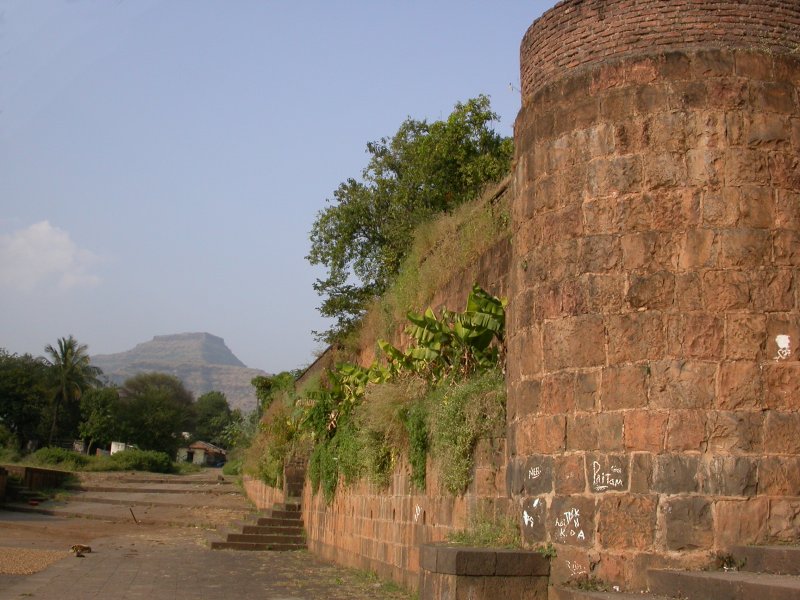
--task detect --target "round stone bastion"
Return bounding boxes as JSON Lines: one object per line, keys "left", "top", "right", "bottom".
{"left": 507, "top": 0, "right": 800, "bottom": 590}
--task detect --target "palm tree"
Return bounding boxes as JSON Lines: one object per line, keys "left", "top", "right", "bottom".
{"left": 44, "top": 335, "right": 102, "bottom": 445}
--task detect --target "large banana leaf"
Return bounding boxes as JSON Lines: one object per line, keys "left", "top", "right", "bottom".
{"left": 407, "top": 346, "right": 440, "bottom": 362}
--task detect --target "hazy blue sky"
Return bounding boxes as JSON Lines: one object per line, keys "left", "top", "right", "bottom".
{"left": 1, "top": 0, "right": 555, "bottom": 373}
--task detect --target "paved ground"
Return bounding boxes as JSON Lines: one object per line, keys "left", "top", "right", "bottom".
{"left": 0, "top": 469, "right": 412, "bottom": 600}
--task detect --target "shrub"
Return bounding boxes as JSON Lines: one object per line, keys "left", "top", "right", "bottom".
{"left": 358, "top": 377, "right": 425, "bottom": 487}
{"left": 428, "top": 370, "right": 506, "bottom": 495}
{"left": 0, "top": 424, "right": 15, "bottom": 450}
{"left": 0, "top": 445, "right": 22, "bottom": 464}
{"left": 243, "top": 403, "right": 299, "bottom": 488}
{"left": 23, "top": 446, "right": 178, "bottom": 474}
{"left": 308, "top": 440, "right": 338, "bottom": 503}
{"left": 333, "top": 417, "right": 364, "bottom": 486}
{"left": 28, "top": 447, "right": 91, "bottom": 470}
{"left": 222, "top": 457, "right": 242, "bottom": 476}
{"left": 404, "top": 399, "right": 429, "bottom": 490}
{"left": 106, "top": 449, "right": 174, "bottom": 473}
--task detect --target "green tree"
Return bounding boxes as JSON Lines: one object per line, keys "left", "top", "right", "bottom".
{"left": 79, "top": 386, "right": 120, "bottom": 454}
{"left": 251, "top": 372, "right": 296, "bottom": 417}
{"left": 44, "top": 335, "right": 102, "bottom": 444}
{"left": 0, "top": 349, "right": 51, "bottom": 447}
{"left": 307, "top": 95, "right": 512, "bottom": 341}
{"left": 220, "top": 408, "right": 258, "bottom": 450}
{"left": 118, "top": 373, "right": 195, "bottom": 456}
{"left": 193, "top": 391, "right": 232, "bottom": 447}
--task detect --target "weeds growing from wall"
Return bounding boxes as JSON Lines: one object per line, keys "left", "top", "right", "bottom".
{"left": 378, "top": 182, "right": 510, "bottom": 340}
{"left": 404, "top": 397, "right": 429, "bottom": 490}
{"left": 249, "top": 284, "right": 507, "bottom": 504}
{"left": 447, "top": 505, "right": 521, "bottom": 548}
{"left": 428, "top": 370, "right": 506, "bottom": 495}
{"left": 348, "top": 182, "right": 510, "bottom": 359}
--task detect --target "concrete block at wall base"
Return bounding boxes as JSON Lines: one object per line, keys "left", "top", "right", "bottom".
{"left": 419, "top": 544, "right": 550, "bottom": 600}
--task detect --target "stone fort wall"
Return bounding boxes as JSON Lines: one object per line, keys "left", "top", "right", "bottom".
{"left": 509, "top": 0, "right": 800, "bottom": 589}
{"left": 520, "top": 0, "right": 800, "bottom": 103}
{"left": 244, "top": 2, "right": 800, "bottom": 593}
{"left": 245, "top": 179, "right": 512, "bottom": 591}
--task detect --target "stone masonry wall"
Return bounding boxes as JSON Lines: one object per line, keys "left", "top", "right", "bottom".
{"left": 302, "top": 220, "right": 513, "bottom": 591}
{"left": 303, "top": 443, "right": 509, "bottom": 591}
{"left": 245, "top": 189, "right": 513, "bottom": 591}
{"left": 243, "top": 475, "right": 285, "bottom": 510}
{"left": 520, "top": 0, "right": 800, "bottom": 104}
{"left": 509, "top": 0, "right": 800, "bottom": 591}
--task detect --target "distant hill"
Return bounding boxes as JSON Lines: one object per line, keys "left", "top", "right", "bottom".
{"left": 92, "top": 333, "right": 266, "bottom": 413}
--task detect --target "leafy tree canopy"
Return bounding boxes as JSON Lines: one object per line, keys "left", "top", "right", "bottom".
{"left": 79, "top": 386, "right": 121, "bottom": 454}
{"left": 0, "top": 349, "right": 51, "bottom": 447}
{"left": 193, "top": 391, "right": 232, "bottom": 447}
{"left": 118, "top": 372, "right": 195, "bottom": 456}
{"left": 252, "top": 372, "right": 296, "bottom": 416}
{"left": 307, "top": 95, "right": 513, "bottom": 342}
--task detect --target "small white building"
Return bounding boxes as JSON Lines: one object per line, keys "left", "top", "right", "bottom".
{"left": 110, "top": 441, "right": 135, "bottom": 455}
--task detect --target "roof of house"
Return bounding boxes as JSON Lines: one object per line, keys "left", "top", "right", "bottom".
{"left": 187, "top": 440, "right": 226, "bottom": 455}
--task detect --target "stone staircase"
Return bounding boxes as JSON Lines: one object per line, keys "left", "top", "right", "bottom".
{"left": 210, "top": 501, "right": 306, "bottom": 551}
{"left": 553, "top": 545, "right": 800, "bottom": 600}
{"left": 5, "top": 478, "right": 49, "bottom": 505}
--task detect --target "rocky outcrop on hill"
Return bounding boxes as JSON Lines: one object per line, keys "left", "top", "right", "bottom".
{"left": 92, "top": 333, "right": 266, "bottom": 413}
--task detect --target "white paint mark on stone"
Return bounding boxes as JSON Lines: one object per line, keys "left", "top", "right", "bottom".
{"left": 413, "top": 505, "right": 421, "bottom": 523}
{"left": 566, "top": 560, "right": 587, "bottom": 577}
{"left": 592, "top": 461, "right": 623, "bottom": 491}
{"left": 554, "top": 507, "right": 585, "bottom": 542}
{"left": 528, "top": 466, "right": 542, "bottom": 479}
{"left": 775, "top": 334, "right": 791, "bottom": 361}
{"left": 523, "top": 510, "right": 535, "bottom": 527}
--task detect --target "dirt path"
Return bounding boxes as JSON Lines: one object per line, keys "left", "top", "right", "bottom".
{"left": 0, "top": 469, "right": 411, "bottom": 599}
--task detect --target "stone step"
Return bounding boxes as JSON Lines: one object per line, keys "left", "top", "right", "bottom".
{"left": 649, "top": 569, "right": 800, "bottom": 600}
{"left": 65, "top": 485, "right": 233, "bottom": 495}
{"left": 551, "top": 587, "right": 672, "bottom": 600}
{"left": 210, "top": 500, "right": 307, "bottom": 553}
{"left": 269, "top": 508, "right": 302, "bottom": 519}
{"left": 210, "top": 541, "right": 306, "bottom": 551}
{"left": 64, "top": 495, "right": 242, "bottom": 509}
{"left": 8, "top": 488, "right": 48, "bottom": 501}
{"left": 241, "top": 524, "right": 303, "bottom": 535}
{"left": 102, "top": 477, "right": 234, "bottom": 486}
{"left": 4, "top": 482, "right": 49, "bottom": 503}
{"left": 731, "top": 545, "right": 800, "bottom": 576}
{"left": 256, "top": 516, "right": 303, "bottom": 528}
{"left": 226, "top": 533, "right": 305, "bottom": 545}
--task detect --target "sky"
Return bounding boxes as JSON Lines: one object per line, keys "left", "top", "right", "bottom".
{"left": 0, "top": 0, "right": 556, "bottom": 373}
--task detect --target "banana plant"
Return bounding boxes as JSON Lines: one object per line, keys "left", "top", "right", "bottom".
{"left": 378, "top": 284, "right": 506, "bottom": 381}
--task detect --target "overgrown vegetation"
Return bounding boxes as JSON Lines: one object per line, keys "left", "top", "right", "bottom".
{"left": 447, "top": 507, "right": 521, "bottom": 548}
{"left": 22, "top": 447, "right": 177, "bottom": 474}
{"left": 246, "top": 285, "right": 507, "bottom": 505}
{"left": 369, "top": 184, "right": 510, "bottom": 346}
{"left": 241, "top": 371, "right": 308, "bottom": 488}
{"left": 308, "top": 95, "right": 513, "bottom": 343}
{"left": 427, "top": 370, "right": 506, "bottom": 495}
{"left": 536, "top": 542, "right": 557, "bottom": 559}
{"left": 243, "top": 95, "right": 513, "bottom": 509}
